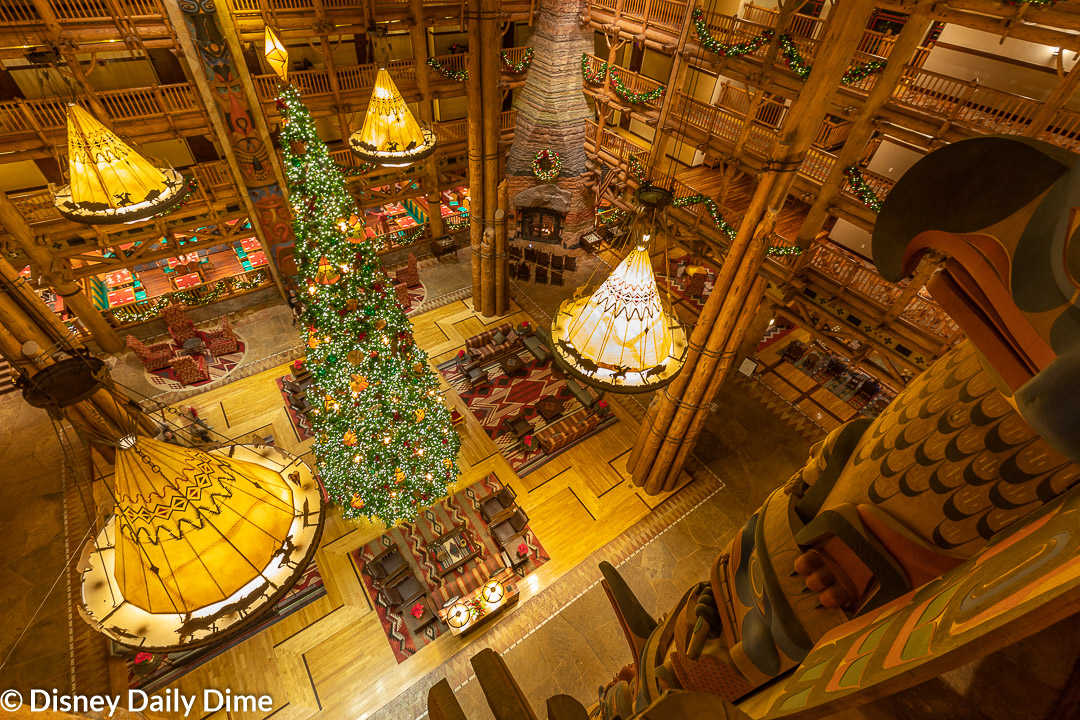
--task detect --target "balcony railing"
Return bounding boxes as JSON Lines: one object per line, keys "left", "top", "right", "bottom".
{"left": 0, "top": 83, "right": 199, "bottom": 138}
{"left": 740, "top": 2, "right": 900, "bottom": 60}
{"left": 253, "top": 60, "right": 417, "bottom": 103}
{"left": 0, "top": 0, "right": 164, "bottom": 24}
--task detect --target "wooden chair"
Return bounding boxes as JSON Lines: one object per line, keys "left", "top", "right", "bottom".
{"left": 162, "top": 304, "right": 198, "bottom": 345}
{"left": 394, "top": 283, "right": 412, "bottom": 311}
{"left": 364, "top": 544, "right": 409, "bottom": 587}
{"left": 524, "top": 247, "right": 538, "bottom": 264}
{"left": 563, "top": 254, "right": 577, "bottom": 271}
{"left": 535, "top": 265, "right": 549, "bottom": 284}
{"left": 515, "top": 262, "right": 531, "bottom": 281}
{"left": 490, "top": 508, "right": 530, "bottom": 555}
{"left": 536, "top": 251, "right": 551, "bottom": 268}
{"left": 509, "top": 246, "right": 523, "bottom": 261}
{"left": 394, "top": 253, "right": 421, "bottom": 287}
{"left": 205, "top": 315, "right": 238, "bottom": 356}
{"left": 550, "top": 254, "right": 564, "bottom": 271}
{"left": 282, "top": 378, "right": 307, "bottom": 398}
{"left": 477, "top": 485, "right": 517, "bottom": 523}
{"left": 380, "top": 573, "right": 426, "bottom": 611}
{"left": 550, "top": 269, "right": 564, "bottom": 286}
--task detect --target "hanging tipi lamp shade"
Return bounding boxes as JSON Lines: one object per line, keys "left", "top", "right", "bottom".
{"left": 349, "top": 68, "right": 436, "bottom": 167}
{"left": 264, "top": 26, "right": 289, "bottom": 81}
{"left": 53, "top": 104, "right": 189, "bottom": 224}
{"left": 552, "top": 236, "right": 687, "bottom": 393}
{"left": 80, "top": 436, "right": 325, "bottom": 651}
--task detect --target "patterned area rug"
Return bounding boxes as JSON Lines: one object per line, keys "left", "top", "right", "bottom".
{"left": 655, "top": 254, "right": 720, "bottom": 314}
{"left": 276, "top": 374, "right": 315, "bottom": 441}
{"left": 438, "top": 348, "right": 618, "bottom": 476}
{"left": 403, "top": 282, "right": 426, "bottom": 316}
{"left": 143, "top": 330, "right": 247, "bottom": 391}
{"left": 350, "top": 474, "right": 548, "bottom": 663}
{"left": 756, "top": 317, "right": 795, "bottom": 352}
{"left": 125, "top": 561, "right": 325, "bottom": 691}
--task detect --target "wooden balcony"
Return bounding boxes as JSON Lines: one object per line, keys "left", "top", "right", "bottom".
{"left": 0, "top": 83, "right": 208, "bottom": 158}
{"left": 0, "top": 0, "right": 175, "bottom": 57}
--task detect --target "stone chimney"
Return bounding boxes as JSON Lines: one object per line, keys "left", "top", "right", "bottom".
{"left": 506, "top": 0, "right": 593, "bottom": 249}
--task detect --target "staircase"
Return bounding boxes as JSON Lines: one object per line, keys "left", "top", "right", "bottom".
{"left": 0, "top": 358, "right": 17, "bottom": 396}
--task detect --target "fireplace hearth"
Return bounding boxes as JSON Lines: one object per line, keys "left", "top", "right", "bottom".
{"left": 520, "top": 207, "right": 563, "bottom": 244}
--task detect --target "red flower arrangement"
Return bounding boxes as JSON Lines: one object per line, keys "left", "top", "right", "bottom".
{"left": 410, "top": 602, "right": 426, "bottom": 619}
{"left": 457, "top": 349, "right": 466, "bottom": 358}
{"left": 292, "top": 359, "right": 304, "bottom": 371}
{"left": 133, "top": 652, "right": 155, "bottom": 665}
{"left": 517, "top": 542, "right": 528, "bottom": 557}
{"left": 523, "top": 434, "right": 534, "bottom": 448}
{"left": 597, "top": 400, "right": 608, "bottom": 409}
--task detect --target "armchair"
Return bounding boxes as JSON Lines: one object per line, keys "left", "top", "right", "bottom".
{"left": 490, "top": 509, "right": 530, "bottom": 554}
{"left": 169, "top": 355, "right": 210, "bottom": 385}
{"left": 380, "top": 573, "right": 426, "bottom": 611}
{"left": 205, "top": 315, "right": 238, "bottom": 355}
{"left": 477, "top": 484, "right": 517, "bottom": 523}
{"left": 394, "top": 282, "right": 411, "bottom": 311}
{"left": 364, "top": 544, "right": 409, "bottom": 587}
{"left": 126, "top": 335, "right": 173, "bottom": 372}
{"left": 393, "top": 253, "right": 421, "bottom": 287}
{"left": 162, "top": 304, "right": 198, "bottom": 345}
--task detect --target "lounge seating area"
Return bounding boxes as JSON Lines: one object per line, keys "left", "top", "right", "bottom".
{"left": 535, "top": 411, "right": 603, "bottom": 454}
{"left": 126, "top": 304, "right": 242, "bottom": 386}
{"left": 464, "top": 322, "right": 522, "bottom": 363}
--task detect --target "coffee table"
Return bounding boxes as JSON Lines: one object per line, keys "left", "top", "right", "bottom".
{"left": 536, "top": 396, "right": 565, "bottom": 422}
{"left": 429, "top": 526, "right": 481, "bottom": 578}
{"left": 182, "top": 337, "right": 207, "bottom": 357}
{"left": 402, "top": 597, "right": 437, "bottom": 636}
{"left": 499, "top": 354, "right": 526, "bottom": 377}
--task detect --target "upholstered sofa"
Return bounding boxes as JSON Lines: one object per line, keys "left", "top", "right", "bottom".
{"left": 464, "top": 322, "right": 521, "bottom": 362}
{"left": 534, "top": 411, "right": 602, "bottom": 454}
{"left": 430, "top": 554, "right": 506, "bottom": 611}
{"left": 523, "top": 332, "right": 550, "bottom": 364}
{"left": 564, "top": 377, "right": 601, "bottom": 410}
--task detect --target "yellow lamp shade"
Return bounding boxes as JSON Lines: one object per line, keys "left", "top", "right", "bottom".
{"left": 349, "top": 69, "right": 436, "bottom": 166}
{"left": 111, "top": 437, "right": 297, "bottom": 614}
{"left": 447, "top": 602, "right": 471, "bottom": 628}
{"left": 54, "top": 104, "right": 188, "bottom": 224}
{"left": 552, "top": 238, "right": 687, "bottom": 392}
{"left": 264, "top": 26, "right": 289, "bottom": 81}
{"left": 481, "top": 580, "right": 505, "bottom": 604}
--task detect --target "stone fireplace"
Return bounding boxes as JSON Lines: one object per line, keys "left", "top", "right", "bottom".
{"left": 505, "top": 0, "right": 594, "bottom": 248}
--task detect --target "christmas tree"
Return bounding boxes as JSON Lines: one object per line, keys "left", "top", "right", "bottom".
{"left": 277, "top": 84, "right": 461, "bottom": 524}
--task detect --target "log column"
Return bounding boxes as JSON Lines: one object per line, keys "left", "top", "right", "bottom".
{"left": 408, "top": 0, "right": 445, "bottom": 241}
{"left": 629, "top": 0, "right": 878, "bottom": 495}
{"left": 793, "top": 6, "right": 933, "bottom": 248}
{"left": 0, "top": 191, "right": 123, "bottom": 353}
{"left": 467, "top": 0, "right": 486, "bottom": 308}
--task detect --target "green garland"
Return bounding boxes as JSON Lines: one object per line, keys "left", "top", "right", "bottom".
{"left": 428, "top": 57, "right": 467, "bottom": 81}
{"left": 628, "top": 153, "right": 648, "bottom": 183}
{"left": 609, "top": 67, "right": 665, "bottom": 105}
{"left": 673, "top": 194, "right": 736, "bottom": 239}
{"left": 778, "top": 34, "right": 887, "bottom": 86}
{"left": 778, "top": 34, "right": 811, "bottom": 79}
{"left": 767, "top": 245, "right": 803, "bottom": 257}
{"left": 501, "top": 47, "right": 534, "bottom": 73}
{"left": 531, "top": 149, "right": 561, "bottom": 181}
{"left": 445, "top": 209, "right": 469, "bottom": 231}
{"left": 597, "top": 207, "right": 626, "bottom": 225}
{"left": 844, "top": 165, "right": 883, "bottom": 212}
{"left": 338, "top": 160, "right": 375, "bottom": 176}
{"left": 110, "top": 271, "right": 270, "bottom": 324}
{"left": 581, "top": 53, "right": 608, "bottom": 84}
{"left": 691, "top": 9, "right": 774, "bottom": 57}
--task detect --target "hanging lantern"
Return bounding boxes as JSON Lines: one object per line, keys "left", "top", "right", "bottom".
{"left": 53, "top": 104, "right": 189, "bottom": 224}
{"left": 348, "top": 68, "right": 436, "bottom": 167}
{"left": 552, "top": 234, "right": 687, "bottom": 393}
{"left": 80, "top": 436, "right": 325, "bottom": 651}
{"left": 264, "top": 26, "right": 289, "bottom": 81}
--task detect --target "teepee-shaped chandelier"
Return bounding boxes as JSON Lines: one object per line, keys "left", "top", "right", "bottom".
{"left": 80, "top": 436, "right": 325, "bottom": 650}
{"left": 552, "top": 231, "right": 687, "bottom": 393}
{"left": 53, "top": 104, "right": 188, "bottom": 224}
{"left": 349, "top": 68, "right": 436, "bottom": 167}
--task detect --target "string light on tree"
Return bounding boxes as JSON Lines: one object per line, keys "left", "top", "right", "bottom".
{"left": 278, "top": 84, "right": 461, "bottom": 525}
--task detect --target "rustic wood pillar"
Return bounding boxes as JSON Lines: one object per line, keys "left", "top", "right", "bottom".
{"left": 1026, "top": 56, "right": 1080, "bottom": 138}
{"left": 467, "top": 0, "right": 485, "bottom": 307}
{"left": 0, "top": 191, "right": 123, "bottom": 352}
{"left": 794, "top": 6, "right": 933, "bottom": 248}
{"left": 408, "top": 0, "right": 445, "bottom": 241}
{"left": 495, "top": 179, "right": 509, "bottom": 314}
{"left": 629, "top": 0, "right": 879, "bottom": 494}
{"left": 480, "top": 0, "right": 500, "bottom": 316}
{"left": 645, "top": 8, "right": 698, "bottom": 179}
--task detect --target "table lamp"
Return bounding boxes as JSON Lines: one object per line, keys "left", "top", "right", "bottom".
{"left": 481, "top": 580, "right": 504, "bottom": 604}
{"left": 447, "top": 602, "right": 470, "bottom": 629}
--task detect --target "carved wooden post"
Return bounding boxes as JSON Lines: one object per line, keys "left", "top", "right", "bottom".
{"left": 467, "top": 0, "right": 486, "bottom": 307}
{"left": 629, "top": 0, "right": 879, "bottom": 495}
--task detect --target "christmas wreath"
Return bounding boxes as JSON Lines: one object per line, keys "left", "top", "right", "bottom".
{"left": 531, "top": 149, "right": 561, "bottom": 181}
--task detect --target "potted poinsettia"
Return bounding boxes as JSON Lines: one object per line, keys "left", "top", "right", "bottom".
{"left": 131, "top": 651, "right": 161, "bottom": 676}
{"left": 595, "top": 399, "right": 610, "bottom": 417}
{"left": 410, "top": 602, "right": 426, "bottom": 619}
{"left": 516, "top": 542, "right": 529, "bottom": 561}
{"left": 517, "top": 320, "right": 531, "bottom": 336}
{"left": 522, "top": 434, "right": 534, "bottom": 451}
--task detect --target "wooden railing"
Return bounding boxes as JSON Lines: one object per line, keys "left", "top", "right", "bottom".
{"left": 253, "top": 60, "right": 417, "bottom": 103}
{"left": 428, "top": 53, "right": 467, "bottom": 81}
{"left": 0, "top": 83, "right": 199, "bottom": 137}
{"left": 500, "top": 46, "right": 533, "bottom": 72}
{"left": 616, "top": 0, "right": 688, "bottom": 32}
{"left": 0, "top": 0, "right": 164, "bottom": 23}
{"left": 741, "top": 3, "right": 898, "bottom": 59}
{"left": 582, "top": 54, "right": 607, "bottom": 84}
{"left": 813, "top": 117, "right": 853, "bottom": 148}
{"left": 689, "top": 10, "right": 774, "bottom": 62}
{"left": 227, "top": 0, "right": 365, "bottom": 14}
{"left": 106, "top": 269, "right": 273, "bottom": 327}
{"left": 1044, "top": 107, "right": 1080, "bottom": 152}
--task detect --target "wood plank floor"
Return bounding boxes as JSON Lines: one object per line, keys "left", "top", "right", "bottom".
{"left": 135, "top": 297, "right": 689, "bottom": 720}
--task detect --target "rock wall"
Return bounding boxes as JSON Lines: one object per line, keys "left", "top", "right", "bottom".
{"left": 506, "top": 0, "right": 594, "bottom": 248}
